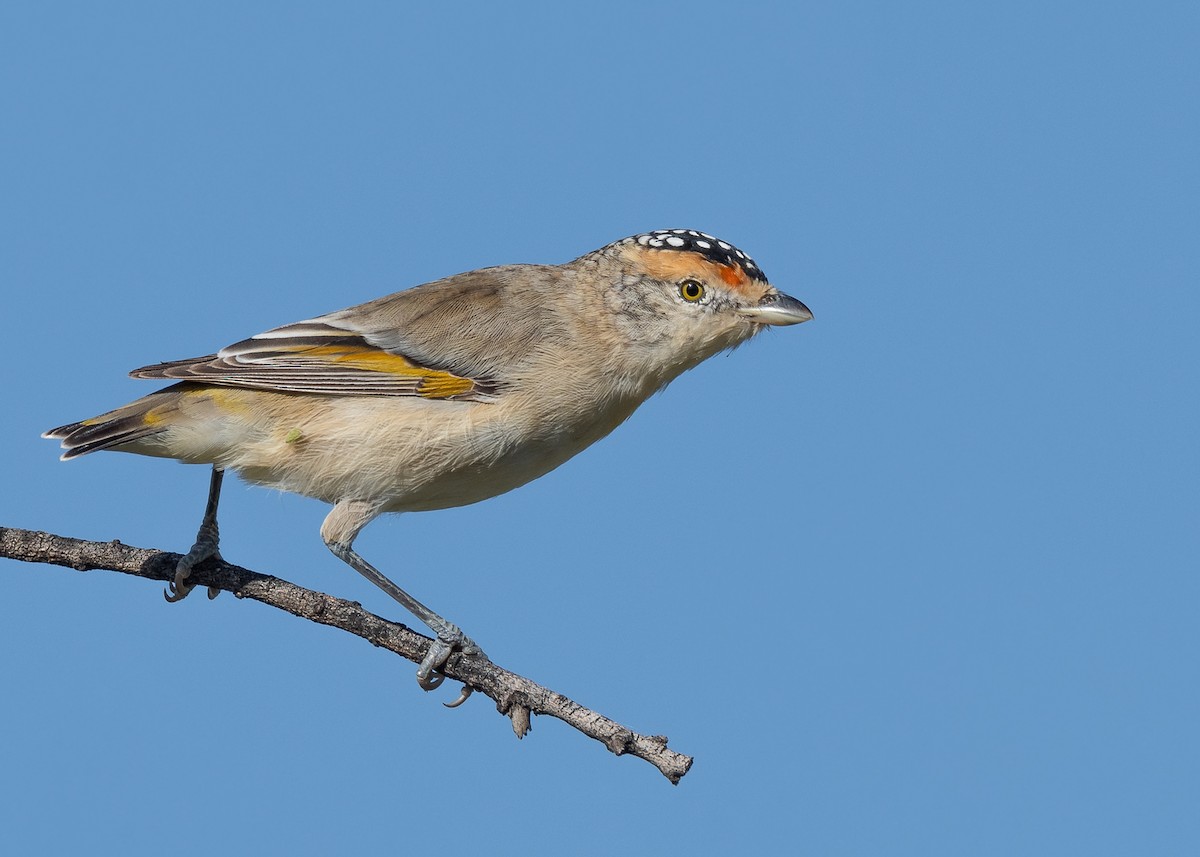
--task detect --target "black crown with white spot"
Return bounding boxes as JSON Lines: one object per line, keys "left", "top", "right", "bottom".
{"left": 617, "top": 229, "right": 768, "bottom": 282}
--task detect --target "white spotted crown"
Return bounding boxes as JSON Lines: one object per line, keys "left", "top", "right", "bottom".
{"left": 613, "top": 229, "right": 767, "bottom": 282}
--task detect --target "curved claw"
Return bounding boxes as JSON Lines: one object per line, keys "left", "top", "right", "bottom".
{"left": 444, "top": 686, "right": 474, "bottom": 709}
{"left": 163, "top": 575, "right": 195, "bottom": 603}
{"left": 418, "top": 670, "right": 447, "bottom": 691}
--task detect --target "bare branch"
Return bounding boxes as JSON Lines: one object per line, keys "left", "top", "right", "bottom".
{"left": 0, "top": 525, "right": 693, "bottom": 783}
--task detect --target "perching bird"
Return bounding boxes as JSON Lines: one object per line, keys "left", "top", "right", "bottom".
{"left": 45, "top": 229, "right": 812, "bottom": 702}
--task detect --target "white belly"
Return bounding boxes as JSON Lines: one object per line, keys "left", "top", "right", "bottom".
{"left": 183, "top": 387, "right": 642, "bottom": 511}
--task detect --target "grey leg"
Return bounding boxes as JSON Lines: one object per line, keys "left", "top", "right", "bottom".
{"left": 322, "top": 499, "right": 485, "bottom": 705}
{"left": 165, "top": 466, "right": 225, "bottom": 602}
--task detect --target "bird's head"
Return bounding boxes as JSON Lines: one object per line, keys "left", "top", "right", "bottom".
{"left": 576, "top": 229, "right": 812, "bottom": 383}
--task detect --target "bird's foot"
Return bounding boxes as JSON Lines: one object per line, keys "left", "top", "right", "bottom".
{"left": 164, "top": 534, "right": 223, "bottom": 603}
{"left": 417, "top": 622, "right": 487, "bottom": 708}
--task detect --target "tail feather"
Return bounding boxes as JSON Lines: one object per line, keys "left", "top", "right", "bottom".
{"left": 44, "top": 418, "right": 166, "bottom": 460}
{"left": 44, "top": 389, "right": 182, "bottom": 460}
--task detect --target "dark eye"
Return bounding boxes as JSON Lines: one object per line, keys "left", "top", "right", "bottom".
{"left": 679, "top": 280, "right": 705, "bottom": 302}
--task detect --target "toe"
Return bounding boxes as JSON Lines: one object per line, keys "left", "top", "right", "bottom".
{"left": 163, "top": 579, "right": 194, "bottom": 603}
{"left": 417, "top": 638, "right": 454, "bottom": 690}
{"left": 443, "top": 686, "right": 474, "bottom": 708}
{"left": 414, "top": 635, "right": 488, "bottom": 706}
{"left": 417, "top": 671, "right": 447, "bottom": 691}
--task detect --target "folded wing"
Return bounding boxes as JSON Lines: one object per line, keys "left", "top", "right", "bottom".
{"left": 131, "top": 319, "right": 495, "bottom": 400}
{"left": 132, "top": 266, "right": 564, "bottom": 400}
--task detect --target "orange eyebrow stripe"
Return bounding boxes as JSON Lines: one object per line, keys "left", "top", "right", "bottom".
{"left": 718, "top": 265, "right": 745, "bottom": 286}
{"left": 627, "top": 247, "right": 753, "bottom": 290}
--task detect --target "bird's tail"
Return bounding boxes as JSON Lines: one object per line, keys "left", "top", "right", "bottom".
{"left": 43, "top": 387, "right": 185, "bottom": 460}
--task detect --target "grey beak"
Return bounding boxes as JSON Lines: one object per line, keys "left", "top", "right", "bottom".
{"left": 738, "top": 291, "right": 813, "bottom": 326}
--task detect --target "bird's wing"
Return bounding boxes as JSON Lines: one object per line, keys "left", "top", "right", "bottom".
{"left": 130, "top": 266, "right": 562, "bottom": 400}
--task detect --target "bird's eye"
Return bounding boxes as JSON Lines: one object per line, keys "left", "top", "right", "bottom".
{"left": 679, "top": 280, "right": 706, "bottom": 302}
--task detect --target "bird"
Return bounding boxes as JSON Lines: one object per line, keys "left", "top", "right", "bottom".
{"left": 45, "top": 229, "right": 812, "bottom": 703}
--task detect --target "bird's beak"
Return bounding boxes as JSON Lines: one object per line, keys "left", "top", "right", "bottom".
{"left": 738, "top": 291, "right": 813, "bottom": 326}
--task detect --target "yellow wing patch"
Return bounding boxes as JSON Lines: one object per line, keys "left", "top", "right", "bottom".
{"left": 302, "top": 345, "right": 475, "bottom": 399}
{"left": 130, "top": 332, "right": 489, "bottom": 401}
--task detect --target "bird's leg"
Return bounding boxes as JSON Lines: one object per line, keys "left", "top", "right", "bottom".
{"left": 329, "top": 542, "right": 486, "bottom": 694}
{"left": 322, "top": 500, "right": 485, "bottom": 705}
{"left": 165, "top": 466, "right": 225, "bottom": 602}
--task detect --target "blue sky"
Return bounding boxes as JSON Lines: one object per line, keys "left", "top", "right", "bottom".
{"left": 2, "top": 2, "right": 1197, "bottom": 854}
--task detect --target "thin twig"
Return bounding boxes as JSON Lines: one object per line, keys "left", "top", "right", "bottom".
{"left": 0, "top": 525, "right": 693, "bottom": 783}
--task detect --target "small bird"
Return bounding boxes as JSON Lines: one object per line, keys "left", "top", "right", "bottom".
{"left": 45, "top": 229, "right": 812, "bottom": 702}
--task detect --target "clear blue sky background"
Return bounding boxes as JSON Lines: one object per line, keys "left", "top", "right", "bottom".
{"left": 2, "top": 2, "right": 1197, "bottom": 854}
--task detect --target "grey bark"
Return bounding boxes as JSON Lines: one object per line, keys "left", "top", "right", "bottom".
{"left": 0, "top": 525, "right": 693, "bottom": 784}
